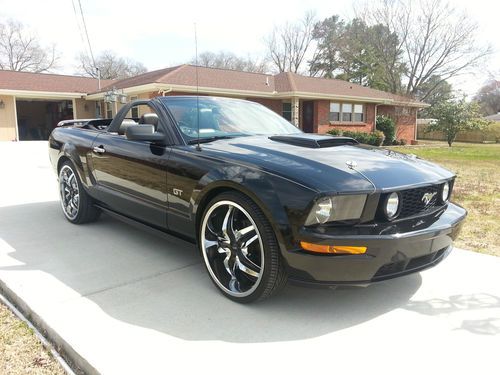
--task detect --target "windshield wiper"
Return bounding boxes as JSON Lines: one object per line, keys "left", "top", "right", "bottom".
{"left": 187, "top": 135, "right": 235, "bottom": 145}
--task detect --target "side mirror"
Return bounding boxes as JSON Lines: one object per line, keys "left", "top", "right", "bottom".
{"left": 125, "top": 125, "right": 165, "bottom": 143}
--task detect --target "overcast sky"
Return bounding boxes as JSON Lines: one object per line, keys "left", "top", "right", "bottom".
{"left": 1, "top": 0, "right": 498, "bottom": 96}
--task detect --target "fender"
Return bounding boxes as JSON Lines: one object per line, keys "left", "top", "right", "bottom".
{"left": 192, "top": 166, "right": 315, "bottom": 254}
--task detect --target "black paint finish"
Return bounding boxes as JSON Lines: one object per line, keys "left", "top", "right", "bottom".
{"left": 48, "top": 96, "right": 467, "bottom": 285}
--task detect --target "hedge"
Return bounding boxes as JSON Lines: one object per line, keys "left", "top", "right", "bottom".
{"left": 327, "top": 128, "right": 385, "bottom": 146}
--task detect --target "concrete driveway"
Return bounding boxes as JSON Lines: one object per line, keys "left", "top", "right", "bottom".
{"left": 1, "top": 141, "right": 499, "bottom": 374}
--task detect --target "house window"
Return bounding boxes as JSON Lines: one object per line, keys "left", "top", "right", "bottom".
{"left": 329, "top": 102, "right": 340, "bottom": 121}
{"left": 342, "top": 104, "right": 352, "bottom": 121}
{"left": 329, "top": 102, "right": 364, "bottom": 122}
{"left": 130, "top": 96, "right": 139, "bottom": 118}
{"left": 354, "top": 104, "right": 364, "bottom": 122}
{"left": 282, "top": 102, "right": 292, "bottom": 121}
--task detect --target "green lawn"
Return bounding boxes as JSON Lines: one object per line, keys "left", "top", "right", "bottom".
{"left": 392, "top": 141, "right": 500, "bottom": 257}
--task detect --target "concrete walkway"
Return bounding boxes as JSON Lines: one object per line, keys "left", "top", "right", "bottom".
{"left": 0, "top": 141, "right": 499, "bottom": 374}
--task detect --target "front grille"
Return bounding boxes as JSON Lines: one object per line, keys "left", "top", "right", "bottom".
{"left": 377, "top": 182, "right": 452, "bottom": 221}
{"left": 399, "top": 185, "right": 441, "bottom": 218}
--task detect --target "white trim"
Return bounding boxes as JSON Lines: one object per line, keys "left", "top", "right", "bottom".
{"left": 13, "top": 96, "right": 19, "bottom": 141}
{"left": 72, "top": 98, "right": 77, "bottom": 119}
{"left": 0, "top": 89, "right": 86, "bottom": 99}
{"left": 87, "top": 83, "right": 429, "bottom": 108}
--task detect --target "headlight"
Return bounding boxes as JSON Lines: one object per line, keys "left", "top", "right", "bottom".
{"left": 385, "top": 192, "right": 400, "bottom": 220}
{"left": 305, "top": 195, "right": 367, "bottom": 226}
{"left": 312, "top": 197, "right": 333, "bottom": 224}
{"left": 441, "top": 182, "right": 450, "bottom": 202}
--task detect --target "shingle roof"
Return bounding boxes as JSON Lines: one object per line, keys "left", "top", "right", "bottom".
{"left": 106, "top": 64, "right": 276, "bottom": 93}
{"left": 98, "top": 64, "right": 424, "bottom": 106}
{"left": 0, "top": 70, "right": 113, "bottom": 94}
{"left": 0, "top": 65, "right": 425, "bottom": 106}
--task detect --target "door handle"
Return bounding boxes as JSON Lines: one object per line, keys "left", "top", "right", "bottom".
{"left": 93, "top": 146, "right": 106, "bottom": 154}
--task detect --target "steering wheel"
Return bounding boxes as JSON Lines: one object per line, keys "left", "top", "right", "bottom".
{"left": 178, "top": 121, "right": 198, "bottom": 137}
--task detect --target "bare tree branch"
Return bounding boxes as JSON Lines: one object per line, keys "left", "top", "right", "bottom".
{"left": 0, "top": 19, "right": 59, "bottom": 72}
{"left": 264, "top": 11, "right": 316, "bottom": 73}
{"left": 76, "top": 50, "right": 147, "bottom": 79}
{"left": 357, "top": 0, "right": 492, "bottom": 98}
{"left": 190, "top": 51, "right": 268, "bottom": 73}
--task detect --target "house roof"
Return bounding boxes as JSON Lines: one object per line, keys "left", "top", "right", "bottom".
{"left": 0, "top": 70, "right": 113, "bottom": 95}
{"left": 0, "top": 66, "right": 426, "bottom": 107}
{"left": 90, "top": 64, "right": 426, "bottom": 106}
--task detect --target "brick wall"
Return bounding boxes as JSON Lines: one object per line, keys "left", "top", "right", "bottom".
{"left": 316, "top": 101, "right": 376, "bottom": 135}
{"left": 148, "top": 91, "right": 283, "bottom": 116}
{"left": 246, "top": 98, "right": 282, "bottom": 115}
{"left": 378, "top": 105, "right": 416, "bottom": 143}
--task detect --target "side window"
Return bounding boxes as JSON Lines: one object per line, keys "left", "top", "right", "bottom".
{"left": 118, "top": 104, "right": 161, "bottom": 136}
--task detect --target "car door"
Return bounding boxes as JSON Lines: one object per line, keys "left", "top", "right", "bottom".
{"left": 89, "top": 101, "right": 171, "bottom": 229}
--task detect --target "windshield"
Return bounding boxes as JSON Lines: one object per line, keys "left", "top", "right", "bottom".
{"left": 160, "top": 97, "right": 302, "bottom": 141}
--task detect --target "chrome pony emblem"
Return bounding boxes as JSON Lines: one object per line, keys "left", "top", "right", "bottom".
{"left": 346, "top": 160, "right": 357, "bottom": 169}
{"left": 421, "top": 192, "right": 437, "bottom": 205}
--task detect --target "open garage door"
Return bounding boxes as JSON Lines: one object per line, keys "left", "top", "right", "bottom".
{"left": 16, "top": 99, "right": 73, "bottom": 140}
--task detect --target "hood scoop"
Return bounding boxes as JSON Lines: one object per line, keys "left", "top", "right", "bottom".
{"left": 269, "top": 134, "right": 358, "bottom": 148}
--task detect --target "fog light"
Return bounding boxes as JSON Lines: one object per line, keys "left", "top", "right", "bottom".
{"left": 300, "top": 241, "right": 367, "bottom": 254}
{"left": 441, "top": 182, "right": 450, "bottom": 202}
{"left": 385, "top": 192, "right": 400, "bottom": 219}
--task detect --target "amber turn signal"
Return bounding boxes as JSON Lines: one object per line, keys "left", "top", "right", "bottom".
{"left": 300, "top": 241, "right": 367, "bottom": 255}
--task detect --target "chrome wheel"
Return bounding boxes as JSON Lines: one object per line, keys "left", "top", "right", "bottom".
{"left": 59, "top": 165, "right": 80, "bottom": 220}
{"left": 201, "top": 200, "right": 264, "bottom": 297}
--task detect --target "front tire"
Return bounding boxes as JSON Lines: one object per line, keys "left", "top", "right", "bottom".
{"left": 199, "top": 191, "right": 287, "bottom": 303}
{"left": 59, "top": 161, "right": 100, "bottom": 224}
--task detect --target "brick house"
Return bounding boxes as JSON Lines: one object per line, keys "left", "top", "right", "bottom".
{"left": 0, "top": 65, "right": 427, "bottom": 142}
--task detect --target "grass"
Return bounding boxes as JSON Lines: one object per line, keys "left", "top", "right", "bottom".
{"left": 392, "top": 141, "right": 500, "bottom": 257}
{"left": 0, "top": 302, "right": 65, "bottom": 375}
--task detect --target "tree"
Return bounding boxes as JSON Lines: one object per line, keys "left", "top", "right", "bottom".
{"left": 309, "top": 16, "right": 405, "bottom": 91}
{"left": 191, "top": 51, "right": 268, "bottom": 73}
{"left": 308, "top": 15, "right": 345, "bottom": 78}
{"left": 264, "top": 11, "right": 316, "bottom": 73}
{"left": 358, "top": 0, "right": 491, "bottom": 100}
{"left": 474, "top": 80, "right": 500, "bottom": 116}
{"left": 77, "top": 50, "right": 147, "bottom": 79}
{"left": 0, "top": 19, "right": 58, "bottom": 72}
{"left": 415, "top": 75, "right": 453, "bottom": 117}
{"left": 427, "top": 97, "right": 489, "bottom": 146}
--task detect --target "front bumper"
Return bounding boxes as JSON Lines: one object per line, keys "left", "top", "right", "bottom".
{"left": 283, "top": 202, "right": 466, "bottom": 285}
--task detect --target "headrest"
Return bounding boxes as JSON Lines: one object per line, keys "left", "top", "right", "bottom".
{"left": 140, "top": 113, "right": 159, "bottom": 126}
{"left": 118, "top": 119, "right": 137, "bottom": 135}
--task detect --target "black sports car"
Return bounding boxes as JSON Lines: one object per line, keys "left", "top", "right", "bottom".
{"left": 48, "top": 96, "right": 466, "bottom": 303}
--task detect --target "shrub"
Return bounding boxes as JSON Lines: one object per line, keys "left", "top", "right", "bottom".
{"left": 327, "top": 129, "right": 385, "bottom": 146}
{"left": 376, "top": 115, "right": 396, "bottom": 145}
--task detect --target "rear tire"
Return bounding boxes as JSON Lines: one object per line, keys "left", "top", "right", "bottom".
{"left": 59, "top": 160, "right": 100, "bottom": 224}
{"left": 199, "top": 191, "right": 287, "bottom": 303}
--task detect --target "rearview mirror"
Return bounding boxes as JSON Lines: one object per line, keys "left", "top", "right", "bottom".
{"left": 125, "top": 125, "right": 165, "bottom": 143}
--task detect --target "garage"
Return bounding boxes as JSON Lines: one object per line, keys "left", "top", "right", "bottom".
{"left": 16, "top": 99, "right": 74, "bottom": 140}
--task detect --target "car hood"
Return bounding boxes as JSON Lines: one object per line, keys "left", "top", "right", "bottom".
{"left": 199, "top": 134, "right": 455, "bottom": 193}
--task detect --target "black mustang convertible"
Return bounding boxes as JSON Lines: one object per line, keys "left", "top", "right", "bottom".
{"left": 49, "top": 96, "right": 466, "bottom": 303}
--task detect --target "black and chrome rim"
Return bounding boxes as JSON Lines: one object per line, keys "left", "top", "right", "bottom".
{"left": 201, "top": 200, "right": 264, "bottom": 297}
{"left": 59, "top": 165, "right": 79, "bottom": 220}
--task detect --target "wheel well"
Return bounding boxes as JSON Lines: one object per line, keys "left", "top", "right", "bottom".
{"left": 195, "top": 186, "right": 235, "bottom": 231}
{"left": 57, "top": 156, "right": 71, "bottom": 173}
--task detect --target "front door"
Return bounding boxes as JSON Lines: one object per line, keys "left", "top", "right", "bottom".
{"left": 302, "top": 101, "right": 314, "bottom": 133}
{"left": 89, "top": 102, "right": 170, "bottom": 229}
{"left": 90, "top": 134, "right": 169, "bottom": 228}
